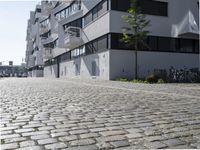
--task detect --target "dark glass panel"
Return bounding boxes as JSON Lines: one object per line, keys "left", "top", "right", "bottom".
{"left": 98, "top": 0, "right": 108, "bottom": 16}
{"left": 84, "top": 12, "right": 92, "bottom": 26}
{"left": 85, "top": 42, "right": 93, "bottom": 54}
{"left": 158, "top": 37, "right": 171, "bottom": 51}
{"left": 98, "top": 35, "right": 108, "bottom": 52}
{"left": 180, "top": 39, "right": 193, "bottom": 52}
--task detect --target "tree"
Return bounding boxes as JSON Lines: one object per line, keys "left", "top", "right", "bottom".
{"left": 122, "top": 0, "right": 150, "bottom": 79}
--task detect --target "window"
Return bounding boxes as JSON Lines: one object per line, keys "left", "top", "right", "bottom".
{"left": 158, "top": 37, "right": 171, "bottom": 51}
{"left": 84, "top": 0, "right": 108, "bottom": 27}
{"left": 63, "top": 18, "right": 82, "bottom": 30}
{"left": 138, "top": 0, "right": 168, "bottom": 16}
{"left": 84, "top": 12, "right": 93, "bottom": 26}
{"left": 79, "top": 46, "right": 85, "bottom": 55}
{"left": 111, "top": 0, "right": 168, "bottom": 16}
{"left": 85, "top": 42, "right": 93, "bottom": 55}
{"left": 61, "top": 10, "right": 65, "bottom": 19}
{"left": 93, "top": 7, "right": 98, "bottom": 20}
{"left": 60, "top": 52, "right": 71, "bottom": 62}
{"left": 93, "top": 40, "right": 98, "bottom": 53}
{"left": 98, "top": 35, "right": 108, "bottom": 51}
{"left": 179, "top": 39, "right": 193, "bottom": 53}
{"left": 110, "top": 33, "right": 131, "bottom": 50}
{"left": 98, "top": 0, "right": 108, "bottom": 16}
{"left": 36, "top": 8, "right": 41, "bottom": 13}
{"left": 111, "top": 0, "right": 130, "bottom": 11}
{"left": 194, "top": 40, "right": 199, "bottom": 53}
{"left": 147, "top": 36, "right": 157, "bottom": 50}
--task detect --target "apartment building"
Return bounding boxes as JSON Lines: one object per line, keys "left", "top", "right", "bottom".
{"left": 26, "top": 5, "right": 44, "bottom": 77}
{"left": 26, "top": 0, "right": 199, "bottom": 80}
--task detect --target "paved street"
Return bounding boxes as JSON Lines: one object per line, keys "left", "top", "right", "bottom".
{"left": 0, "top": 78, "right": 200, "bottom": 150}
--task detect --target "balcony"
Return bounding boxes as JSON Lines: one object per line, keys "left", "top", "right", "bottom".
{"left": 43, "top": 48, "right": 53, "bottom": 60}
{"left": 42, "top": 2, "right": 54, "bottom": 15}
{"left": 64, "top": 27, "right": 83, "bottom": 50}
{"left": 40, "top": 24, "right": 50, "bottom": 34}
{"left": 41, "top": 33, "right": 58, "bottom": 45}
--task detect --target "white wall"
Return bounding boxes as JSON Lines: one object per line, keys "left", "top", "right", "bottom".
{"left": 59, "top": 51, "right": 110, "bottom": 80}
{"left": 44, "top": 64, "right": 58, "bottom": 78}
{"left": 110, "top": 50, "right": 199, "bottom": 80}
{"left": 109, "top": 50, "right": 135, "bottom": 80}
{"left": 32, "top": 70, "right": 44, "bottom": 77}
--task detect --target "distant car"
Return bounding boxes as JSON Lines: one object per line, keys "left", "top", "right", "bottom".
{"left": 4, "top": 74, "right": 9, "bottom": 77}
{"left": 17, "top": 74, "right": 22, "bottom": 78}
{"left": 22, "top": 75, "right": 28, "bottom": 78}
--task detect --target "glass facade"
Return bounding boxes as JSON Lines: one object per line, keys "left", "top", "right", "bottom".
{"left": 110, "top": 33, "right": 199, "bottom": 53}
{"left": 111, "top": 0, "right": 168, "bottom": 17}
{"left": 44, "top": 33, "right": 198, "bottom": 67}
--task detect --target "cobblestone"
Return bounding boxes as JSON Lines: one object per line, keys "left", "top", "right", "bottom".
{"left": 19, "top": 140, "right": 36, "bottom": 147}
{"left": 37, "top": 138, "right": 57, "bottom": 145}
{"left": 1, "top": 143, "right": 19, "bottom": 149}
{"left": 44, "top": 142, "right": 68, "bottom": 149}
{"left": 0, "top": 78, "right": 200, "bottom": 149}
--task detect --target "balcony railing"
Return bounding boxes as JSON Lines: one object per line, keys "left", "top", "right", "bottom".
{"left": 43, "top": 48, "right": 53, "bottom": 60}
{"left": 64, "top": 27, "right": 83, "bottom": 50}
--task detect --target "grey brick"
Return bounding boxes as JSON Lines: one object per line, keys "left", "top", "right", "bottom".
{"left": 80, "top": 133, "right": 100, "bottom": 139}
{"left": 63, "top": 145, "right": 98, "bottom": 150}
{"left": 30, "top": 134, "right": 50, "bottom": 140}
{"left": 0, "top": 133, "right": 20, "bottom": 139}
{"left": 45, "top": 142, "right": 68, "bottom": 149}
{"left": 100, "top": 130, "right": 127, "bottom": 136}
{"left": 15, "top": 128, "right": 35, "bottom": 133}
{"left": 4, "top": 137, "right": 27, "bottom": 143}
{"left": 20, "top": 140, "right": 36, "bottom": 147}
{"left": 15, "top": 146, "right": 43, "bottom": 150}
{"left": 144, "top": 141, "right": 167, "bottom": 149}
{"left": 126, "top": 133, "right": 143, "bottom": 139}
{"left": 38, "top": 138, "right": 57, "bottom": 145}
{"left": 59, "top": 135, "right": 78, "bottom": 142}
{"left": 1, "top": 143, "right": 19, "bottom": 149}
{"left": 162, "top": 138, "right": 185, "bottom": 147}
{"left": 22, "top": 130, "right": 49, "bottom": 136}
{"left": 69, "top": 129, "right": 89, "bottom": 135}
{"left": 69, "top": 139, "right": 96, "bottom": 146}
{"left": 111, "top": 140, "right": 130, "bottom": 148}
{"left": 51, "top": 132, "right": 69, "bottom": 138}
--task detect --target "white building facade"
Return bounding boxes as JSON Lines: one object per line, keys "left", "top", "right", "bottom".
{"left": 26, "top": 0, "right": 199, "bottom": 80}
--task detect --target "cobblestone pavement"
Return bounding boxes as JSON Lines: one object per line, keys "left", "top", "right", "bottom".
{"left": 0, "top": 78, "right": 200, "bottom": 150}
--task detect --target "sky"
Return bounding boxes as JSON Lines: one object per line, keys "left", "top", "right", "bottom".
{"left": 0, "top": 1, "right": 40, "bottom": 65}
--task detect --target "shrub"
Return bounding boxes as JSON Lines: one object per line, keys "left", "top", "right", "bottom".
{"left": 146, "top": 74, "right": 158, "bottom": 83}
{"left": 158, "top": 78, "right": 165, "bottom": 83}
{"left": 118, "top": 78, "right": 129, "bottom": 82}
{"left": 131, "top": 80, "right": 145, "bottom": 83}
